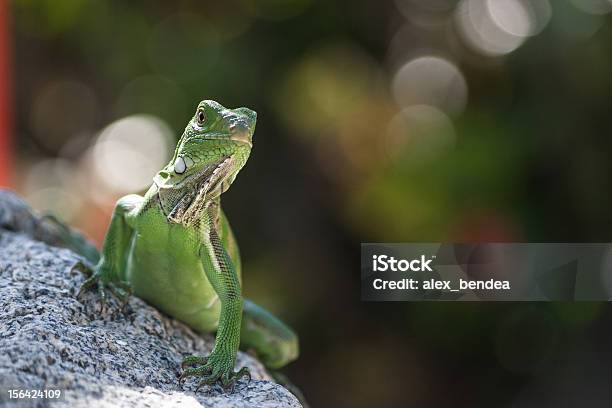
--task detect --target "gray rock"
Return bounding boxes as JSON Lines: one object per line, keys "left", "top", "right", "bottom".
{"left": 0, "top": 191, "right": 301, "bottom": 408}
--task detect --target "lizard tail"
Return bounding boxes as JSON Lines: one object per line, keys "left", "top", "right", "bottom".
{"left": 269, "top": 371, "right": 310, "bottom": 408}
{"left": 41, "top": 214, "right": 100, "bottom": 265}
{"left": 0, "top": 189, "right": 100, "bottom": 265}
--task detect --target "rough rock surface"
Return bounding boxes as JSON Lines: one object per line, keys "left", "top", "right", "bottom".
{"left": 0, "top": 194, "right": 301, "bottom": 408}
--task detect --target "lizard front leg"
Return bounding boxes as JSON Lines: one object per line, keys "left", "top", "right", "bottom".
{"left": 180, "top": 227, "right": 250, "bottom": 392}
{"left": 77, "top": 194, "right": 142, "bottom": 312}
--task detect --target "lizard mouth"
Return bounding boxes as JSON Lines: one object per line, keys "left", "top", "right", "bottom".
{"left": 230, "top": 132, "right": 253, "bottom": 148}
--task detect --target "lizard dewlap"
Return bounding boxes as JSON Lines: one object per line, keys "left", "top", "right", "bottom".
{"left": 76, "top": 100, "right": 299, "bottom": 391}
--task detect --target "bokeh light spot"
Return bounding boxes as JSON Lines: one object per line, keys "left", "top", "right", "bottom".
{"left": 391, "top": 56, "right": 468, "bottom": 116}
{"left": 488, "top": 0, "right": 532, "bottom": 37}
{"left": 455, "top": 0, "right": 546, "bottom": 56}
{"left": 91, "top": 115, "right": 173, "bottom": 195}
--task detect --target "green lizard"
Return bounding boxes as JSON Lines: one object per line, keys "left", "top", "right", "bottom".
{"left": 73, "top": 100, "right": 299, "bottom": 391}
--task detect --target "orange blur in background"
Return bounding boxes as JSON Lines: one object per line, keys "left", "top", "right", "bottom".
{"left": 0, "top": 0, "right": 11, "bottom": 187}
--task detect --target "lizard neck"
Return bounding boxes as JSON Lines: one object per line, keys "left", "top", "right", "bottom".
{"left": 145, "top": 181, "right": 222, "bottom": 228}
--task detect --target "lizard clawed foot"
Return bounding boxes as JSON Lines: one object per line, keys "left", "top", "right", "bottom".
{"left": 75, "top": 263, "right": 132, "bottom": 314}
{"left": 221, "top": 367, "right": 250, "bottom": 392}
{"left": 179, "top": 353, "right": 250, "bottom": 393}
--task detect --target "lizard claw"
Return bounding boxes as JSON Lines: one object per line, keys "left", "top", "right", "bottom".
{"left": 179, "top": 365, "right": 212, "bottom": 385}
{"left": 196, "top": 375, "right": 218, "bottom": 392}
{"left": 221, "top": 367, "right": 250, "bottom": 392}
{"left": 77, "top": 269, "right": 132, "bottom": 315}
{"left": 179, "top": 352, "right": 250, "bottom": 392}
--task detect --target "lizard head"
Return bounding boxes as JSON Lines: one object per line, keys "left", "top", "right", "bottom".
{"left": 153, "top": 100, "right": 256, "bottom": 225}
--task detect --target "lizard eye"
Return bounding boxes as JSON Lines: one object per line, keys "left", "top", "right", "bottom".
{"left": 196, "top": 109, "right": 206, "bottom": 125}
{"left": 174, "top": 156, "right": 186, "bottom": 174}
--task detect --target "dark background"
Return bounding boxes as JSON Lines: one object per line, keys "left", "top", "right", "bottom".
{"left": 6, "top": 0, "right": 612, "bottom": 406}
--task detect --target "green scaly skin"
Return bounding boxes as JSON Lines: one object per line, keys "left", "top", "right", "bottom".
{"left": 77, "top": 100, "right": 299, "bottom": 392}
